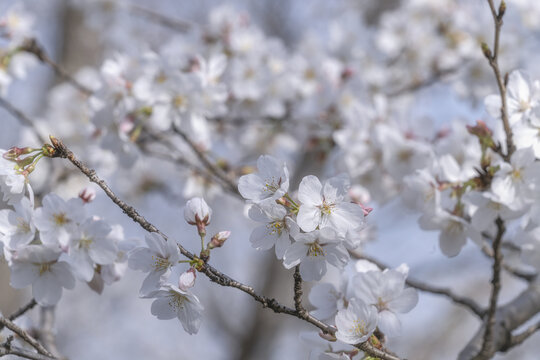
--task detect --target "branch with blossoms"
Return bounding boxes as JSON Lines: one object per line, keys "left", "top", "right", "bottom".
{"left": 41, "top": 136, "right": 410, "bottom": 360}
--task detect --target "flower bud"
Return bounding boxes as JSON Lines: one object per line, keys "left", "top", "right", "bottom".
{"left": 184, "top": 197, "right": 212, "bottom": 236}
{"left": 208, "top": 231, "right": 231, "bottom": 249}
{"left": 79, "top": 188, "right": 97, "bottom": 204}
{"left": 3, "top": 146, "right": 34, "bottom": 160}
{"left": 178, "top": 268, "right": 196, "bottom": 291}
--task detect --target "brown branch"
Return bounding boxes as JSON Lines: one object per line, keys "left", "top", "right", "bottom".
{"left": 483, "top": 0, "right": 513, "bottom": 159}
{"left": 19, "top": 38, "right": 93, "bottom": 96}
{"left": 0, "top": 344, "right": 56, "bottom": 360}
{"left": 475, "top": 217, "right": 505, "bottom": 359}
{"left": 172, "top": 125, "right": 241, "bottom": 197}
{"left": 293, "top": 265, "right": 307, "bottom": 315}
{"left": 480, "top": 237, "right": 537, "bottom": 282}
{"left": 0, "top": 317, "right": 53, "bottom": 358}
{"left": 8, "top": 299, "right": 37, "bottom": 324}
{"left": 458, "top": 282, "right": 540, "bottom": 359}
{"left": 503, "top": 320, "right": 540, "bottom": 350}
{"left": 0, "top": 298, "right": 38, "bottom": 332}
{"left": 124, "top": 3, "right": 193, "bottom": 33}
{"left": 386, "top": 66, "right": 460, "bottom": 97}
{"left": 139, "top": 132, "right": 243, "bottom": 200}
{"left": 0, "top": 98, "right": 47, "bottom": 144}
{"left": 48, "top": 136, "right": 403, "bottom": 360}
{"left": 353, "top": 253, "right": 485, "bottom": 318}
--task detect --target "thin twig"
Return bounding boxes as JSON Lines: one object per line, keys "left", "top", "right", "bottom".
{"left": 0, "top": 98, "right": 47, "bottom": 144}
{"left": 386, "top": 66, "right": 460, "bottom": 97}
{"left": 483, "top": 0, "right": 513, "bottom": 159}
{"left": 477, "top": 217, "right": 505, "bottom": 359}
{"left": 123, "top": 3, "right": 193, "bottom": 33}
{"left": 19, "top": 38, "right": 93, "bottom": 96}
{"left": 354, "top": 253, "right": 485, "bottom": 318}
{"left": 48, "top": 136, "right": 403, "bottom": 360}
{"left": 0, "top": 317, "right": 53, "bottom": 358}
{"left": 0, "top": 345, "right": 56, "bottom": 360}
{"left": 480, "top": 243, "right": 536, "bottom": 282}
{"left": 139, "top": 133, "right": 243, "bottom": 199}
{"left": 503, "top": 320, "right": 540, "bottom": 350}
{"left": 172, "top": 125, "right": 240, "bottom": 196}
{"left": 8, "top": 299, "right": 37, "bottom": 324}
{"left": 293, "top": 265, "right": 307, "bottom": 315}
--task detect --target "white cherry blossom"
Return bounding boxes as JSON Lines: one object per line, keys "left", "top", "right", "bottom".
{"left": 248, "top": 201, "right": 298, "bottom": 259}
{"left": 297, "top": 175, "right": 364, "bottom": 235}
{"left": 147, "top": 283, "right": 204, "bottom": 335}
{"left": 283, "top": 228, "right": 349, "bottom": 281}
{"left": 0, "top": 197, "right": 35, "bottom": 249}
{"left": 352, "top": 269, "right": 418, "bottom": 336}
{"left": 238, "top": 155, "right": 289, "bottom": 203}
{"left": 128, "top": 233, "right": 181, "bottom": 296}
{"left": 9, "top": 245, "right": 75, "bottom": 306}
{"left": 33, "top": 193, "right": 85, "bottom": 248}
{"left": 335, "top": 298, "right": 378, "bottom": 345}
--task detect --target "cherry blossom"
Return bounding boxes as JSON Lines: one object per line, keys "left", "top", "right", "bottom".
{"left": 297, "top": 175, "right": 364, "bottom": 235}
{"left": 9, "top": 245, "right": 75, "bottom": 306}
{"left": 238, "top": 155, "right": 290, "bottom": 203}
{"left": 335, "top": 298, "right": 378, "bottom": 345}
{"left": 147, "top": 283, "right": 204, "bottom": 335}
{"left": 128, "top": 233, "right": 181, "bottom": 296}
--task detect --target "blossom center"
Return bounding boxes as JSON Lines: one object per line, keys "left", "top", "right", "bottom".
{"left": 262, "top": 176, "right": 282, "bottom": 193}
{"left": 151, "top": 255, "right": 170, "bottom": 271}
{"left": 511, "top": 169, "right": 523, "bottom": 180}
{"left": 173, "top": 95, "right": 188, "bottom": 108}
{"left": 53, "top": 212, "right": 70, "bottom": 226}
{"left": 319, "top": 200, "right": 335, "bottom": 215}
{"left": 168, "top": 292, "right": 187, "bottom": 311}
{"left": 79, "top": 236, "right": 93, "bottom": 250}
{"left": 38, "top": 262, "right": 53, "bottom": 276}
{"left": 16, "top": 217, "right": 31, "bottom": 234}
{"left": 376, "top": 296, "right": 388, "bottom": 311}
{"left": 307, "top": 241, "right": 325, "bottom": 257}
{"left": 519, "top": 99, "right": 530, "bottom": 112}
{"left": 266, "top": 221, "right": 284, "bottom": 236}
{"left": 352, "top": 319, "right": 368, "bottom": 336}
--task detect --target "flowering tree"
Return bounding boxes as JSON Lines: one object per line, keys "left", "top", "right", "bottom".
{"left": 0, "top": 0, "right": 540, "bottom": 359}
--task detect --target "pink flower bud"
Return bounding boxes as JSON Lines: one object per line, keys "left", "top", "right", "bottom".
{"left": 184, "top": 198, "right": 212, "bottom": 236}
{"left": 79, "top": 188, "right": 96, "bottom": 204}
{"left": 178, "top": 268, "right": 196, "bottom": 291}
{"left": 208, "top": 231, "right": 231, "bottom": 249}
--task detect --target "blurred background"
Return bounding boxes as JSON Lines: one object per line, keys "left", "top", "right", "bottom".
{"left": 1, "top": 0, "right": 540, "bottom": 359}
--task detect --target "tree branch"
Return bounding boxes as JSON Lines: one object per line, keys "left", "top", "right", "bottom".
{"left": 503, "top": 320, "right": 540, "bottom": 350}
{"left": 0, "top": 317, "right": 53, "bottom": 358}
{"left": 172, "top": 125, "right": 241, "bottom": 197}
{"left": 293, "top": 265, "right": 306, "bottom": 315}
{"left": 458, "top": 282, "right": 540, "bottom": 359}
{"left": 123, "top": 3, "right": 193, "bottom": 33}
{"left": 483, "top": 0, "right": 513, "bottom": 159}
{"left": 0, "top": 344, "right": 56, "bottom": 360}
{"left": 48, "top": 136, "right": 404, "bottom": 360}
{"left": 0, "top": 98, "right": 47, "bottom": 144}
{"left": 1, "top": 299, "right": 37, "bottom": 330}
{"left": 476, "top": 217, "right": 505, "bottom": 359}
{"left": 19, "top": 38, "right": 93, "bottom": 96}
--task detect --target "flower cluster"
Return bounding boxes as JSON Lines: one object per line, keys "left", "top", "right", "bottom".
{"left": 0, "top": 151, "right": 127, "bottom": 305}
{"left": 239, "top": 155, "right": 366, "bottom": 281}
{"left": 128, "top": 197, "right": 229, "bottom": 334}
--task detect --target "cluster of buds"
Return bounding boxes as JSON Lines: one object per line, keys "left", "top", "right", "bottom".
{"left": 183, "top": 197, "right": 231, "bottom": 262}
{"left": 3, "top": 145, "right": 46, "bottom": 177}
